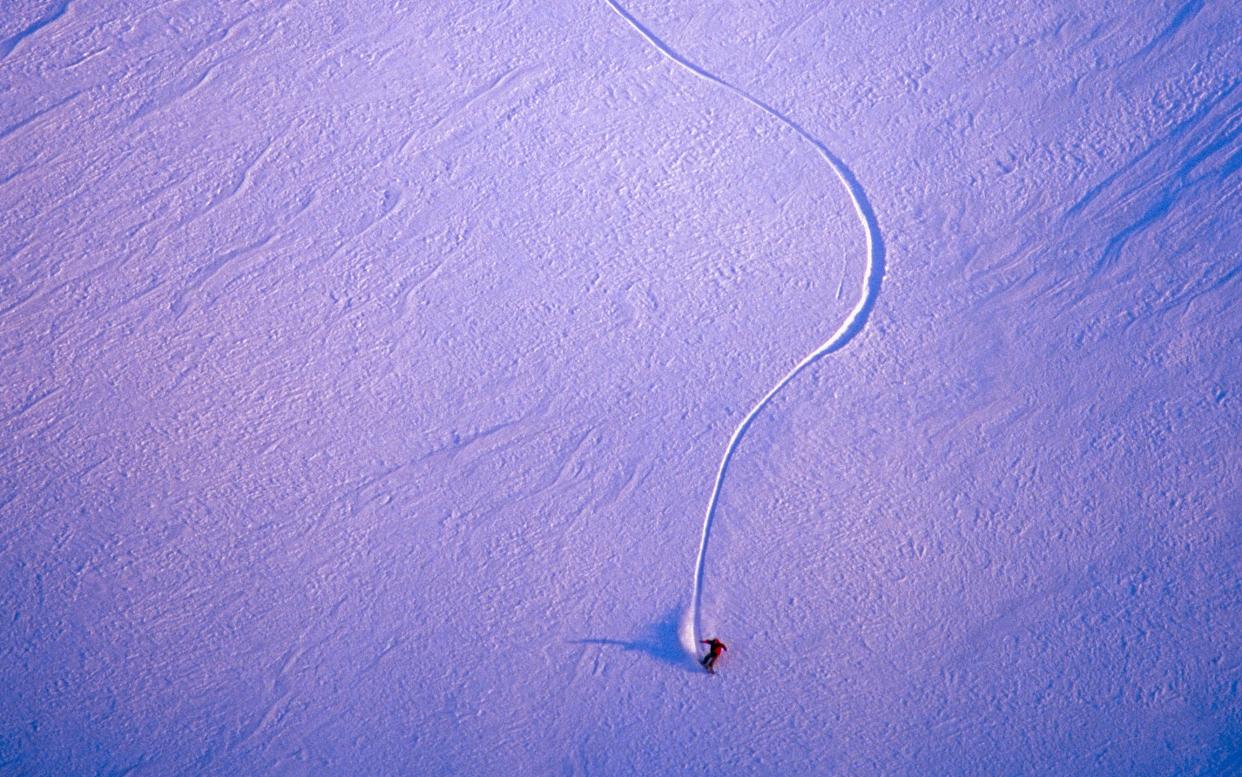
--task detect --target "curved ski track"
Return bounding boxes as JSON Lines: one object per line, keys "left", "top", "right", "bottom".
{"left": 603, "top": 0, "right": 886, "bottom": 662}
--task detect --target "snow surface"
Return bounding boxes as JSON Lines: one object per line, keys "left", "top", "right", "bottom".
{"left": 2, "top": 1, "right": 1240, "bottom": 774}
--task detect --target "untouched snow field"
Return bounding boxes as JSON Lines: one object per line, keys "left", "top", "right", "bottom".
{"left": 2, "top": 1, "right": 1239, "bottom": 774}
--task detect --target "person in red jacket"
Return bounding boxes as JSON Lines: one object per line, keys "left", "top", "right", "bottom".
{"left": 700, "top": 638, "right": 726, "bottom": 673}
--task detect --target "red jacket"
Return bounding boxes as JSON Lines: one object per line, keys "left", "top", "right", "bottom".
{"left": 701, "top": 639, "right": 727, "bottom": 655}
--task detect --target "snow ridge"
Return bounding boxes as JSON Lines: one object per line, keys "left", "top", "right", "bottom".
{"left": 0, "top": 0, "right": 71, "bottom": 61}
{"left": 602, "top": 0, "right": 885, "bottom": 662}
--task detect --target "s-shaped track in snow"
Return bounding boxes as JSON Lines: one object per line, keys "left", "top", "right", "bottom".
{"left": 603, "top": 1, "right": 886, "bottom": 662}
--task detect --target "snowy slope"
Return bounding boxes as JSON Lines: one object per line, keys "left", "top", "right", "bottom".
{"left": 2, "top": 1, "right": 1239, "bottom": 775}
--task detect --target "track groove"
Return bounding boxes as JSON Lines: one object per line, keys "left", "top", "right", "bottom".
{"left": 602, "top": 0, "right": 886, "bottom": 661}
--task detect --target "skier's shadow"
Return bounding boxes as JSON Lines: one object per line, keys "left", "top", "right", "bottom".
{"left": 571, "top": 608, "right": 699, "bottom": 674}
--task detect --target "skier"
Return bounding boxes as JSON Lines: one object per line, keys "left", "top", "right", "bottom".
{"left": 699, "top": 637, "right": 727, "bottom": 674}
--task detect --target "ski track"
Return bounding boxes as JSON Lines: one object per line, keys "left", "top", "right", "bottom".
{"left": 602, "top": 0, "right": 885, "bottom": 662}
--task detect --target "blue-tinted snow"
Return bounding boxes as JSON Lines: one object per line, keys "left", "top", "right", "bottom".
{"left": 1, "top": 1, "right": 1239, "bottom": 774}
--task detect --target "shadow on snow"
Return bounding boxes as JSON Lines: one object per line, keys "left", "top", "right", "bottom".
{"left": 571, "top": 608, "right": 699, "bottom": 674}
